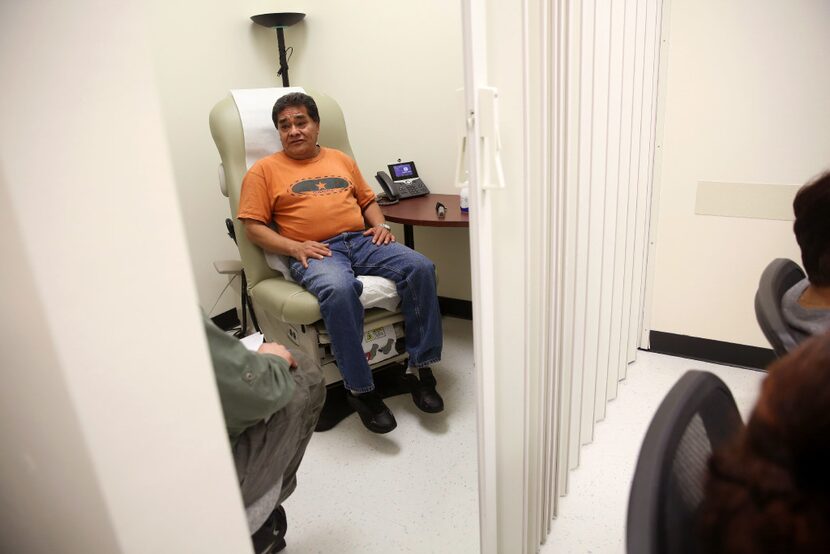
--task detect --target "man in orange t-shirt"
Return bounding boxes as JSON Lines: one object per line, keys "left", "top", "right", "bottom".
{"left": 237, "top": 92, "right": 444, "bottom": 434}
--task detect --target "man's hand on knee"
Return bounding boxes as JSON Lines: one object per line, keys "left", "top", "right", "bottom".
{"left": 290, "top": 240, "right": 332, "bottom": 268}
{"left": 363, "top": 224, "right": 396, "bottom": 245}
{"left": 258, "top": 342, "right": 297, "bottom": 368}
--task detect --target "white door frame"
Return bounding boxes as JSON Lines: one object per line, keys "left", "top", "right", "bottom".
{"left": 459, "top": 0, "right": 500, "bottom": 552}
{"left": 460, "top": 0, "right": 553, "bottom": 552}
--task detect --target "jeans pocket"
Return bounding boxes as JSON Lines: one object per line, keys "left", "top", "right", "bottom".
{"left": 289, "top": 262, "right": 304, "bottom": 283}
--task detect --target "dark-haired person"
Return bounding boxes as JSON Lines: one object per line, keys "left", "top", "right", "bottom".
{"left": 782, "top": 171, "right": 830, "bottom": 339}
{"left": 699, "top": 331, "right": 830, "bottom": 554}
{"left": 202, "top": 313, "right": 325, "bottom": 554}
{"left": 237, "top": 92, "right": 444, "bottom": 435}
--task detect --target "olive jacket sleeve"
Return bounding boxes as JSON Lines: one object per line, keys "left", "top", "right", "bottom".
{"left": 202, "top": 313, "right": 296, "bottom": 442}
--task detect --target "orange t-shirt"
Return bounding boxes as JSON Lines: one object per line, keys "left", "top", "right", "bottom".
{"left": 237, "top": 147, "right": 377, "bottom": 242}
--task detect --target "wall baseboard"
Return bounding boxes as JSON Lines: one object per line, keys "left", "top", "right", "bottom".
{"left": 648, "top": 330, "right": 774, "bottom": 371}
{"left": 438, "top": 296, "right": 473, "bottom": 320}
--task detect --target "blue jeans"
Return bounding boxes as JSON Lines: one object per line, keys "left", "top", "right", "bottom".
{"left": 289, "top": 232, "right": 443, "bottom": 393}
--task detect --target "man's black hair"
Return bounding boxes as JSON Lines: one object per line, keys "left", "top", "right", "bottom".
{"left": 271, "top": 92, "right": 320, "bottom": 127}
{"left": 793, "top": 171, "right": 830, "bottom": 286}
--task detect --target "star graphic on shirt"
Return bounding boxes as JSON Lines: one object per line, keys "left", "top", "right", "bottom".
{"left": 291, "top": 176, "right": 350, "bottom": 195}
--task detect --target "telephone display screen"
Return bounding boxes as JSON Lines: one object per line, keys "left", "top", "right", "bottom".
{"left": 388, "top": 161, "right": 419, "bottom": 181}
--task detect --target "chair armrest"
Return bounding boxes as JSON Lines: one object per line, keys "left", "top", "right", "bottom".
{"left": 213, "top": 259, "right": 243, "bottom": 275}
{"left": 251, "top": 277, "right": 323, "bottom": 325}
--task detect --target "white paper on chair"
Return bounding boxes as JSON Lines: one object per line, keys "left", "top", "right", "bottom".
{"left": 240, "top": 332, "right": 264, "bottom": 351}
{"left": 264, "top": 253, "right": 401, "bottom": 312}
{"left": 362, "top": 324, "right": 399, "bottom": 365}
{"left": 264, "top": 252, "right": 294, "bottom": 280}
{"left": 231, "top": 87, "right": 306, "bottom": 169}
{"left": 357, "top": 276, "right": 400, "bottom": 312}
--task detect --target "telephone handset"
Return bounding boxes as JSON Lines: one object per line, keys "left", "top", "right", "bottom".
{"left": 375, "top": 171, "right": 401, "bottom": 205}
{"left": 375, "top": 160, "right": 431, "bottom": 205}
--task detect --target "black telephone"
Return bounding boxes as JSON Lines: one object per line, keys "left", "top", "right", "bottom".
{"left": 375, "top": 161, "right": 431, "bottom": 205}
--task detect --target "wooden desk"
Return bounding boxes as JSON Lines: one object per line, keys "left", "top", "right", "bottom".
{"left": 380, "top": 193, "right": 469, "bottom": 249}
{"left": 381, "top": 194, "right": 472, "bottom": 319}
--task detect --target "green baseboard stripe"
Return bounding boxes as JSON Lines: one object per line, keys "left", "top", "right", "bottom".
{"left": 438, "top": 296, "right": 473, "bottom": 320}
{"left": 649, "top": 330, "right": 774, "bottom": 371}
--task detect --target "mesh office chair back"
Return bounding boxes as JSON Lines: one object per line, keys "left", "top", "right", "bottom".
{"left": 627, "top": 370, "right": 744, "bottom": 554}
{"left": 754, "top": 258, "right": 806, "bottom": 357}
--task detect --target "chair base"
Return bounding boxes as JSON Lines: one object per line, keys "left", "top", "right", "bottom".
{"left": 315, "top": 362, "right": 413, "bottom": 432}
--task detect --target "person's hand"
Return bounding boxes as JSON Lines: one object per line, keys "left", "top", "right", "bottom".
{"left": 258, "top": 342, "right": 297, "bottom": 368}
{"left": 363, "top": 224, "right": 396, "bottom": 245}
{"left": 290, "top": 240, "right": 331, "bottom": 268}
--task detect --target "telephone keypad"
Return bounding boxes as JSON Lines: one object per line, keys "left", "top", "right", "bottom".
{"left": 398, "top": 179, "right": 430, "bottom": 198}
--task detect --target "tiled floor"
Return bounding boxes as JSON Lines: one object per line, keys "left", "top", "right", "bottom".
{"left": 282, "top": 317, "right": 767, "bottom": 554}
{"left": 282, "top": 317, "right": 481, "bottom": 554}
{"left": 540, "top": 351, "right": 766, "bottom": 554}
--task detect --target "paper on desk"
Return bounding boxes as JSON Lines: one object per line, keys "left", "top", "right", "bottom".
{"left": 240, "top": 332, "right": 264, "bottom": 351}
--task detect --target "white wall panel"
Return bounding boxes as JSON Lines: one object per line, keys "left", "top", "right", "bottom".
{"left": 526, "top": 0, "right": 555, "bottom": 547}
{"left": 559, "top": 0, "right": 583, "bottom": 488}
{"left": 620, "top": 0, "right": 647, "bottom": 368}
{"left": 627, "top": 0, "right": 661, "bottom": 361}
{"left": 637, "top": 0, "right": 665, "bottom": 350}
{"left": 590, "top": 1, "right": 614, "bottom": 425}
{"left": 580, "top": 0, "right": 607, "bottom": 445}
{"left": 603, "top": 0, "right": 628, "bottom": 402}
{"left": 552, "top": 0, "right": 664, "bottom": 531}
{"left": 514, "top": 0, "right": 663, "bottom": 547}
{"left": 568, "top": 0, "right": 594, "bottom": 468}
{"left": 614, "top": 0, "right": 639, "bottom": 379}
{"left": 548, "top": 0, "right": 568, "bottom": 525}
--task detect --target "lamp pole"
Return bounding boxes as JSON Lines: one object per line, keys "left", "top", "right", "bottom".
{"left": 276, "top": 27, "right": 290, "bottom": 86}
{"left": 250, "top": 13, "right": 306, "bottom": 87}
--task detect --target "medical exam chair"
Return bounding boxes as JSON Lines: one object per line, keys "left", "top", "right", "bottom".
{"left": 209, "top": 88, "right": 411, "bottom": 430}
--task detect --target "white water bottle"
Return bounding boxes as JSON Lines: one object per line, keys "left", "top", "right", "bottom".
{"left": 460, "top": 186, "right": 469, "bottom": 213}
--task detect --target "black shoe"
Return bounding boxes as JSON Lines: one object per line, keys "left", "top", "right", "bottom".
{"left": 252, "top": 505, "right": 287, "bottom": 554}
{"left": 407, "top": 367, "right": 444, "bottom": 413}
{"left": 346, "top": 390, "right": 397, "bottom": 433}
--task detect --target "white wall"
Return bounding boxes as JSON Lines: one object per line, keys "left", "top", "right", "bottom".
{"left": 146, "top": 1, "right": 277, "bottom": 317}
{"left": 1, "top": 173, "right": 122, "bottom": 554}
{"left": 648, "top": 0, "right": 830, "bottom": 347}
{"left": 1, "top": 2, "right": 251, "bottom": 551}
{"left": 147, "top": 0, "right": 470, "bottom": 308}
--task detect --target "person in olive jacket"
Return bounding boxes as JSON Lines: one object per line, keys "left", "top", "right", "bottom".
{"left": 202, "top": 313, "right": 325, "bottom": 554}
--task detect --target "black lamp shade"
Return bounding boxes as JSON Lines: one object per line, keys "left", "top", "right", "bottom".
{"left": 251, "top": 12, "right": 306, "bottom": 29}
